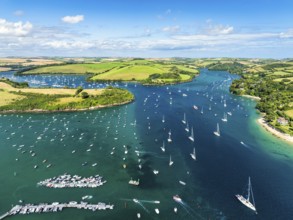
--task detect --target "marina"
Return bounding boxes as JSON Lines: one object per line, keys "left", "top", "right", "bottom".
{"left": 37, "top": 174, "right": 106, "bottom": 188}
{"left": 0, "top": 202, "right": 114, "bottom": 220}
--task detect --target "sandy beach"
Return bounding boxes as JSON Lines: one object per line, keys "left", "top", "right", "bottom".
{"left": 257, "top": 118, "right": 293, "bottom": 144}
{"left": 242, "top": 95, "right": 261, "bottom": 100}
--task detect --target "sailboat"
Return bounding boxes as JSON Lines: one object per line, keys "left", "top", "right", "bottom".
{"left": 235, "top": 177, "right": 257, "bottom": 214}
{"left": 182, "top": 113, "right": 186, "bottom": 124}
{"left": 161, "top": 141, "right": 165, "bottom": 152}
{"left": 169, "top": 155, "right": 174, "bottom": 166}
{"left": 201, "top": 107, "right": 204, "bottom": 114}
{"left": 167, "top": 130, "right": 172, "bottom": 142}
{"left": 185, "top": 122, "right": 190, "bottom": 132}
{"left": 221, "top": 113, "right": 228, "bottom": 122}
{"left": 190, "top": 147, "right": 196, "bottom": 160}
{"left": 214, "top": 123, "right": 220, "bottom": 136}
{"left": 224, "top": 100, "right": 227, "bottom": 107}
{"left": 162, "top": 115, "right": 165, "bottom": 123}
{"left": 188, "top": 127, "right": 194, "bottom": 142}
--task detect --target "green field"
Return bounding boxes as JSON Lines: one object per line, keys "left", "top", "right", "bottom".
{"left": 0, "top": 81, "right": 134, "bottom": 112}
{"left": 23, "top": 62, "right": 125, "bottom": 75}
{"left": 285, "top": 109, "right": 293, "bottom": 118}
{"left": 271, "top": 71, "right": 291, "bottom": 75}
{"left": 92, "top": 65, "right": 165, "bottom": 80}
{"left": 273, "top": 77, "right": 293, "bottom": 83}
{"left": 20, "top": 59, "right": 199, "bottom": 84}
{"left": 0, "top": 90, "right": 24, "bottom": 106}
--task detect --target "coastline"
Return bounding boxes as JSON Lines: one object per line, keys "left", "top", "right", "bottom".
{"left": 257, "top": 117, "right": 293, "bottom": 144}
{"left": 0, "top": 99, "right": 134, "bottom": 114}
{"left": 242, "top": 94, "right": 261, "bottom": 100}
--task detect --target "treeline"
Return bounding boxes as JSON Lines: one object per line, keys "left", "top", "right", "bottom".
{"left": 230, "top": 76, "right": 293, "bottom": 134}
{"left": 143, "top": 66, "right": 198, "bottom": 85}
{"left": 262, "top": 63, "right": 292, "bottom": 70}
{"left": 0, "top": 87, "right": 134, "bottom": 112}
{"left": 207, "top": 61, "right": 247, "bottom": 75}
{"left": 209, "top": 59, "right": 293, "bottom": 134}
{"left": 0, "top": 92, "right": 65, "bottom": 111}
{"left": 0, "top": 78, "right": 29, "bottom": 88}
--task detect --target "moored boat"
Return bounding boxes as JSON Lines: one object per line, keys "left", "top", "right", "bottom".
{"left": 235, "top": 177, "right": 257, "bottom": 214}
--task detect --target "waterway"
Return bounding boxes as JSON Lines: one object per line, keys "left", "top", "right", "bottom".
{"left": 0, "top": 69, "right": 292, "bottom": 219}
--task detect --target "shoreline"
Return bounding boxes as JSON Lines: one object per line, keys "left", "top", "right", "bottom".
{"left": 257, "top": 117, "right": 293, "bottom": 144}
{"left": 242, "top": 94, "right": 261, "bottom": 100}
{"left": 0, "top": 99, "right": 134, "bottom": 114}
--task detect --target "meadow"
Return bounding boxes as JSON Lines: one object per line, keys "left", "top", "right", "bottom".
{"left": 0, "top": 80, "right": 134, "bottom": 112}
{"left": 20, "top": 59, "right": 199, "bottom": 84}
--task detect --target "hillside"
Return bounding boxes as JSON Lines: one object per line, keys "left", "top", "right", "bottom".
{"left": 19, "top": 59, "right": 199, "bottom": 85}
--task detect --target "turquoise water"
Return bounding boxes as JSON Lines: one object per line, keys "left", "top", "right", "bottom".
{"left": 0, "top": 69, "right": 292, "bottom": 219}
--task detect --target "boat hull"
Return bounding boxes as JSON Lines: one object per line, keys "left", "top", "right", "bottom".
{"left": 235, "top": 194, "right": 257, "bottom": 213}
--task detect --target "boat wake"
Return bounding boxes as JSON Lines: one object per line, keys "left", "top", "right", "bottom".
{"left": 121, "top": 198, "right": 159, "bottom": 213}
{"left": 240, "top": 141, "right": 251, "bottom": 149}
{"left": 134, "top": 200, "right": 150, "bottom": 213}
{"left": 174, "top": 199, "right": 204, "bottom": 219}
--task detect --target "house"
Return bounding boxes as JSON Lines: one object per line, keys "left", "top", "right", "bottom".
{"left": 277, "top": 117, "right": 288, "bottom": 126}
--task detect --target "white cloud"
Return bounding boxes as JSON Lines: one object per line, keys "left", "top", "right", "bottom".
{"left": 0, "top": 17, "right": 292, "bottom": 58}
{"left": 162, "top": 25, "right": 180, "bottom": 33}
{"left": 0, "top": 18, "right": 33, "bottom": 36}
{"left": 280, "top": 29, "right": 293, "bottom": 38}
{"left": 43, "top": 40, "right": 94, "bottom": 49}
{"left": 205, "top": 24, "right": 234, "bottom": 35}
{"left": 61, "top": 15, "right": 84, "bottom": 24}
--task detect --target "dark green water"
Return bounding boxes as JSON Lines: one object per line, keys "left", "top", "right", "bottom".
{"left": 0, "top": 69, "right": 292, "bottom": 219}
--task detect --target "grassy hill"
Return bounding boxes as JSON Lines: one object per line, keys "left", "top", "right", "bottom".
{"left": 0, "top": 79, "right": 134, "bottom": 112}
{"left": 226, "top": 60, "right": 293, "bottom": 135}
{"left": 19, "top": 59, "right": 199, "bottom": 85}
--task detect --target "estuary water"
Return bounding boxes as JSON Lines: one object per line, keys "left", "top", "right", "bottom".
{"left": 0, "top": 69, "right": 292, "bottom": 220}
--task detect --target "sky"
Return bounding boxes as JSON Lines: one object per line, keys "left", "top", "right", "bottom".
{"left": 0, "top": 0, "right": 292, "bottom": 58}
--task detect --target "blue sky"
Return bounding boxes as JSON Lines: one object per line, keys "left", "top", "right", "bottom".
{"left": 0, "top": 0, "right": 292, "bottom": 58}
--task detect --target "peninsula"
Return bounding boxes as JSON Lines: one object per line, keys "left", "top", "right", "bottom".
{"left": 0, "top": 78, "right": 134, "bottom": 113}
{"left": 17, "top": 58, "right": 199, "bottom": 85}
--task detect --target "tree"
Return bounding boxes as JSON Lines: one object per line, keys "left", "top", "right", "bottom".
{"left": 81, "top": 91, "right": 89, "bottom": 99}
{"left": 75, "top": 86, "right": 83, "bottom": 96}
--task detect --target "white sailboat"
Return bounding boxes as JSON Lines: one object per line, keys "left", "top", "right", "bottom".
{"left": 161, "top": 141, "right": 165, "bottom": 152}
{"left": 235, "top": 177, "right": 257, "bottom": 214}
{"left": 167, "top": 130, "right": 172, "bottom": 142}
{"left": 169, "top": 155, "right": 174, "bottom": 166}
{"left": 214, "top": 123, "right": 220, "bottom": 136}
{"left": 190, "top": 147, "right": 196, "bottom": 160}
{"left": 182, "top": 113, "right": 186, "bottom": 124}
{"left": 224, "top": 100, "right": 227, "bottom": 107}
{"left": 185, "top": 121, "right": 190, "bottom": 132}
{"left": 221, "top": 113, "right": 228, "bottom": 122}
{"left": 188, "top": 127, "right": 194, "bottom": 142}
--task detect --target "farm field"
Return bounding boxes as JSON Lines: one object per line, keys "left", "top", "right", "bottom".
{"left": 20, "top": 59, "right": 199, "bottom": 84}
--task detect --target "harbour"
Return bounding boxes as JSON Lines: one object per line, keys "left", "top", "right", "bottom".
{"left": 37, "top": 174, "right": 106, "bottom": 188}
{"left": 0, "top": 202, "right": 114, "bottom": 219}
{"left": 0, "top": 69, "right": 293, "bottom": 219}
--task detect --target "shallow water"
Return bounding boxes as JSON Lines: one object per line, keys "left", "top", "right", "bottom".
{"left": 0, "top": 69, "right": 292, "bottom": 219}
